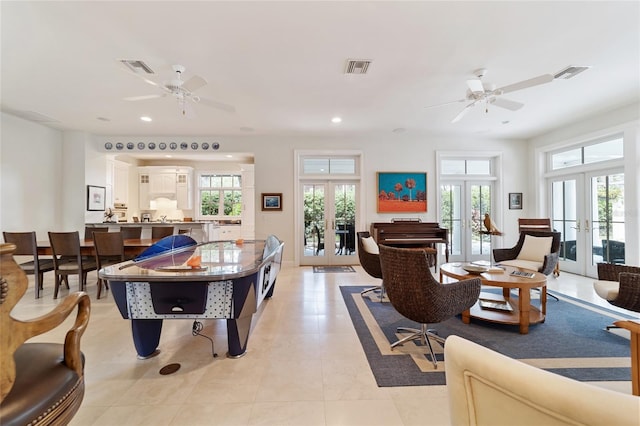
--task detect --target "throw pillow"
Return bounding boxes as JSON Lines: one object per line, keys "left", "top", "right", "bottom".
{"left": 516, "top": 235, "right": 553, "bottom": 262}
{"left": 361, "top": 236, "right": 379, "bottom": 254}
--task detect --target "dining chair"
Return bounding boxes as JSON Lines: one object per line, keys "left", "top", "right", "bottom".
{"left": 83, "top": 226, "right": 109, "bottom": 241}
{"left": 151, "top": 226, "right": 174, "bottom": 239}
{"left": 2, "top": 231, "right": 55, "bottom": 299}
{"left": 93, "top": 231, "right": 125, "bottom": 299}
{"left": 120, "top": 226, "right": 142, "bottom": 239}
{"left": 178, "top": 228, "right": 192, "bottom": 235}
{"left": 48, "top": 231, "right": 97, "bottom": 298}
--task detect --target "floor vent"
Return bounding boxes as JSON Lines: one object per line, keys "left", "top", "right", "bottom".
{"left": 344, "top": 59, "right": 372, "bottom": 75}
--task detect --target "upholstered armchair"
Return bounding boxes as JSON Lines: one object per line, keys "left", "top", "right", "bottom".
{"left": 493, "top": 230, "right": 561, "bottom": 276}
{"left": 0, "top": 243, "right": 91, "bottom": 426}
{"left": 594, "top": 263, "right": 640, "bottom": 313}
{"left": 445, "top": 335, "right": 639, "bottom": 426}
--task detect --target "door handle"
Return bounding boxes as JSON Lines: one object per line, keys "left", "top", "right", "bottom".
{"left": 571, "top": 222, "right": 581, "bottom": 232}
{"left": 584, "top": 219, "right": 590, "bottom": 232}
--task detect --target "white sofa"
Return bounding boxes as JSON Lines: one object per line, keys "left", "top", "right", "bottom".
{"left": 445, "top": 335, "right": 639, "bottom": 426}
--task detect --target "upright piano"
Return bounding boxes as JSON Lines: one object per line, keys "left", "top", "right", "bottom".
{"left": 370, "top": 221, "right": 449, "bottom": 265}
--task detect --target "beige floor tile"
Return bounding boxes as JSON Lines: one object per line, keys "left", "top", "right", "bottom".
{"left": 248, "top": 401, "right": 326, "bottom": 426}
{"left": 324, "top": 399, "right": 404, "bottom": 426}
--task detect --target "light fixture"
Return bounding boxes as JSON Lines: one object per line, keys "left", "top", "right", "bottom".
{"left": 331, "top": 117, "right": 342, "bottom": 124}
{"left": 140, "top": 116, "right": 152, "bottom": 122}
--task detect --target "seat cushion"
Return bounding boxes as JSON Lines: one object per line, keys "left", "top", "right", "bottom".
{"left": 0, "top": 343, "right": 84, "bottom": 426}
{"left": 361, "top": 236, "right": 379, "bottom": 254}
{"left": 516, "top": 235, "right": 553, "bottom": 262}
{"left": 593, "top": 280, "right": 619, "bottom": 301}
{"left": 500, "top": 259, "right": 543, "bottom": 272}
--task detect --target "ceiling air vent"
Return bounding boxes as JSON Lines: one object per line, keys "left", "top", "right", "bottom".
{"left": 554, "top": 65, "right": 590, "bottom": 80}
{"left": 344, "top": 59, "right": 372, "bottom": 75}
{"left": 119, "top": 59, "right": 154, "bottom": 74}
{"left": 6, "top": 109, "right": 60, "bottom": 123}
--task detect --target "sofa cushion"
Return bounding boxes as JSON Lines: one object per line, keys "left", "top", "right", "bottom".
{"left": 500, "top": 259, "right": 543, "bottom": 272}
{"left": 516, "top": 235, "right": 553, "bottom": 262}
{"left": 593, "top": 280, "right": 619, "bottom": 301}
{"left": 361, "top": 236, "right": 379, "bottom": 254}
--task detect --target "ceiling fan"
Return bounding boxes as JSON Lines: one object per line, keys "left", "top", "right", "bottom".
{"left": 426, "top": 68, "right": 554, "bottom": 123}
{"left": 124, "top": 64, "right": 236, "bottom": 116}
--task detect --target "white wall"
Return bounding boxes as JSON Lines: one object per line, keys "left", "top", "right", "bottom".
{"left": 0, "top": 112, "right": 63, "bottom": 240}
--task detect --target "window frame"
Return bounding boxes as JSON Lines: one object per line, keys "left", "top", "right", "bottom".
{"left": 197, "top": 173, "right": 243, "bottom": 220}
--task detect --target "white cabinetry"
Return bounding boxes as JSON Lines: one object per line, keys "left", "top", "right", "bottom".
{"left": 176, "top": 171, "right": 193, "bottom": 209}
{"left": 138, "top": 166, "right": 193, "bottom": 210}
{"left": 149, "top": 172, "right": 176, "bottom": 194}
{"left": 107, "top": 160, "right": 130, "bottom": 206}
{"left": 219, "top": 226, "right": 241, "bottom": 241}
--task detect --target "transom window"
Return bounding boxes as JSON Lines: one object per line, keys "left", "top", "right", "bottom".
{"left": 550, "top": 136, "right": 623, "bottom": 170}
{"left": 441, "top": 159, "right": 491, "bottom": 175}
{"left": 198, "top": 174, "right": 242, "bottom": 218}
{"left": 301, "top": 157, "right": 357, "bottom": 175}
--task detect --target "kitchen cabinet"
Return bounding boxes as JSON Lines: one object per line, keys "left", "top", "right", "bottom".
{"left": 138, "top": 166, "right": 193, "bottom": 209}
{"left": 113, "top": 162, "right": 129, "bottom": 203}
{"left": 241, "top": 165, "right": 255, "bottom": 240}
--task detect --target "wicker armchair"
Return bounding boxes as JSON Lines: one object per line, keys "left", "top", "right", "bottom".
{"left": 0, "top": 243, "right": 90, "bottom": 426}
{"left": 357, "top": 232, "right": 384, "bottom": 299}
{"left": 378, "top": 245, "right": 481, "bottom": 368}
{"left": 493, "top": 230, "right": 561, "bottom": 276}
{"left": 594, "top": 263, "right": 640, "bottom": 313}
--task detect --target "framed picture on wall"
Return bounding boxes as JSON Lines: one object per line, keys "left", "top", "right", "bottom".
{"left": 87, "top": 185, "right": 106, "bottom": 211}
{"left": 262, "top": 193, "right": 282, "bottom": 211}
{"left": 509, "top": 192, "right": 523, "bottom": 210}
{"left": 377, "top": 172, "right": 427, "bottom": 213}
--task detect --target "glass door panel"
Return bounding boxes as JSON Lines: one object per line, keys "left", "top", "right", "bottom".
{"left": 589, "top": 172, "right": 625, "bottom": 276}
{"left": 552, "top": 177, "right": 583, "bottom": 274}
{"left": 301, "top": 182, "right": 357, "bottom": 265}
{"left": 440, "top": 181, "right": 493, "bottom": 263}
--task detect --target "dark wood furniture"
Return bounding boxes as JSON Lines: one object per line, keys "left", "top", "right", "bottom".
{"left": 3, "top": 231, "right": 55, "bottom": 299}
{"left": 37, "top": 238, "right": 157, "bottom": 259}
{"left": 48, "top": 232, "right": 98, "bottom": 299}
{"left": 0, "top": 243, "right": 91, "bottom": 426}
{"left": 83, "top": 226, "right": 109, "bottom": 241}
{"left": 93, "top": 232, "right": 125, "bottom": 299}
{"left": 493, "top": 230, "right": 561, "bottom": 276}
{"left": 151, "top": 226, "right": 174, "bottom": 239}
{"left": 370, "top": 221, "right": 449, "bottom": 266}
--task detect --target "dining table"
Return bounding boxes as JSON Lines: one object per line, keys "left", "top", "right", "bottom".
{"left": 37, "top": 238, "right": 158, "bottom": 258}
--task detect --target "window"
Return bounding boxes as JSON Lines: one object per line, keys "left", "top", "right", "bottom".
{"left": 302, "top": 157, "right": 356, "bottom": 175}
{"left": 441, "top": 159, "right": 491, "bottom": 175}
{"left": 198, "top": 174, "right": 242, "bottom": 218}
{"left": 550, "top": 136, "right": 623, "bottom": 170}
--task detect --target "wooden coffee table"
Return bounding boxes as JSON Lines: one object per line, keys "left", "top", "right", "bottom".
{"left": 440, "top": 263, "right": 547, "bottom": 334}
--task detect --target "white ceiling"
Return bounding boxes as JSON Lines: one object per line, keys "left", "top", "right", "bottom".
{"left": 1, "top": 1, "right": 639, "bottom": 141}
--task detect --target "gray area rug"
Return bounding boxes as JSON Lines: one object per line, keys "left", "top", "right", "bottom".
{"left": 340, "top": 285, "right": 635, "bottom": 387}
{"left": 313, "top": 266, "right": 355, "bottom": 273}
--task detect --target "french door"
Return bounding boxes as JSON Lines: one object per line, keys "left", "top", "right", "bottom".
{"left": 441, "top": 181, "right": 494, "bottom": 263}
{"left": 551, "top": 169, "right": 624, "bottom": 277}
{"left": 300, "top": 181, "right": 358, "bottom": 266}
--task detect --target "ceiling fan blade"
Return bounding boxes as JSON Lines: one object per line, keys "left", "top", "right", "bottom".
{"left": 198, "top": 97, "right": 236, "bottom": 113}
{"left": 123, "top": 94, "right": 165, "bottom": 101}
{"left": 424, "top": 98, "right": 466, "bottom": 109}
{"left": 497, "top": 74, "right": 554, "bottom": 95}
{"left": 451, "top": 102, "right": 476, "bottom": 123}
{"left": 182, "top": 75, "right": 207, "bottom": 92}
{"left": 490, "top": 97, "right": 524, "bottom": 111}
{"left": 466, "top": 79, "right": 484, "bottom": 94}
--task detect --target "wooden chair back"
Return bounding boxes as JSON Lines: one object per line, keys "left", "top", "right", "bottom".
{"left": 518, "top": 218, "right": 552, "bottom": 232}
{"left": 83, "top": 226, "right": 109, "bottom": 241}
{"left": 151, "top": 226, "right": 174, "bottom": 239}
{"left": 120, "top": 226, "right": 142, "bottom": 239}
{"left": 2, "top": 231, "right": 54, "bottom": 298}
{"left": 48, "top": 232, "right": 97, "bottom": 298}
{"left": 0, "top": 243, "right": 90, "bottom": 424}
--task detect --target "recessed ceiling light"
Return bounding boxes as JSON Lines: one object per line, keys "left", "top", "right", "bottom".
{"left": 165, "top": 155, "right": 172, "bottom": 158}
{"left": 226, "top": 155, "right": 233, "bottom": 158}
{"left": 140, "top": 116, "right": 152, "bottom": 122}
{"left": 331, "top": 117, "right": 342, "bottom": 124}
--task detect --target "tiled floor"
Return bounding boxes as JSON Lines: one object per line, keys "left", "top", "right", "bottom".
{"left": 11, "top": 265, "right": 636, "bottom": 426}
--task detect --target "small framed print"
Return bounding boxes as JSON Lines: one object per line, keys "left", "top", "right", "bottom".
{"left": 262, "top": 193, "right": 282, "bottom": 211}
{"left": 87, "top": 185, "right": 106, "bottom": 211}
{"left": 509, "top": 192, "right": 523, "bottom": 210}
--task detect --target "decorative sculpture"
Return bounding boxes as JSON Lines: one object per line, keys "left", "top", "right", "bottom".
{"left": 483, "top": 213, "right": 503, "bottom": 235}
